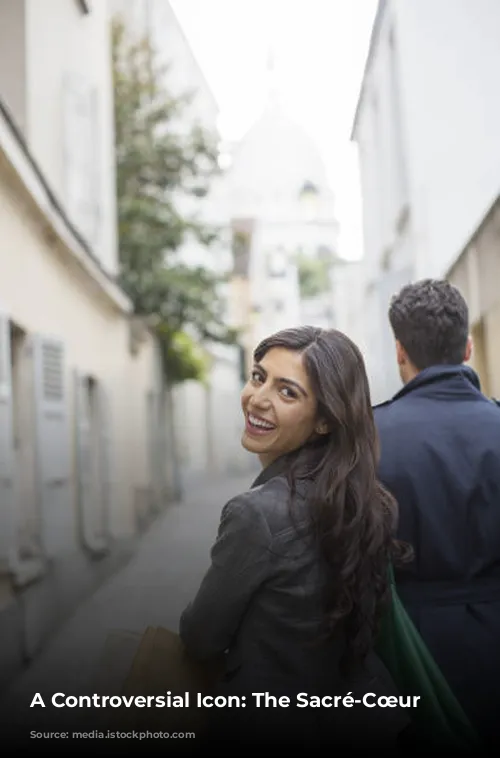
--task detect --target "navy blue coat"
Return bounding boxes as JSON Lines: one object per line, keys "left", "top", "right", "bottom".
{"left": 374, "top": 365, "right": 500, "bottom": 747}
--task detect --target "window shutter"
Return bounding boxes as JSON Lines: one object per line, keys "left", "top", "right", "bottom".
{"left": 89, "top": 86, "right": 101, "bottom": 248}
{"left": 33, "top": 336, "right": 71, "bottom": 558}
{"left": 97, "top": 382, "right": 111, "bottom": 541}
{"left": 74, "top": 371, "right": 108, "bottom": 555}
{"left": 14, "top": 333, "right": 43, "bottom": 560}
{"left": 62, "top": 75, "right": 100, "bottom": 248}
{"left": 0, "top": 308, "right": 15, "bottom": 570}
{"left": 74, "top": 369, "right": 92, "bottom": 550}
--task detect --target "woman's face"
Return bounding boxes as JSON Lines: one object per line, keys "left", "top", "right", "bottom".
{"left": 241, "top": 347, "right": 322, "bottom": 467}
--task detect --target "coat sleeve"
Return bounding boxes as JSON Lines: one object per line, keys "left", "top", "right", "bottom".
{"left": 179, "top": 493, "right": 273, "bottom": 661}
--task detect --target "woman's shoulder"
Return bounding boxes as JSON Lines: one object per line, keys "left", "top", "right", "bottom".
{"left": 225, "top": 474, "right": 310, "bottom": 537}
{"left": 223, "top": 475, "right": 290, "bottom": 517}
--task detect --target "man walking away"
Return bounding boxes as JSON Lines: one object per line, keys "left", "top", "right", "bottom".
{"left": 374, "top": 279, "right": 500, "bottom": 751}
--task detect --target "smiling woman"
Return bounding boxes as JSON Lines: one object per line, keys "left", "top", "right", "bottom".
{"left": 241, "top": 346, "right": 327, "bottom": 467}
{"left": 179, "top": 325, "right": 412, "bottom": 753}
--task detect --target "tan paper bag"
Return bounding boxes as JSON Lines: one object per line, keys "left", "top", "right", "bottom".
{"left": 93, "top": 629, "right": 142, "bottom": 697}
{"left": 98, "top": 626, "right": 223, "bottom": 740}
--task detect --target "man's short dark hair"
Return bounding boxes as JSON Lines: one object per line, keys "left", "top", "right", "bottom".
{"left": 388, "top": 279, "right": 469, "bottom": 370}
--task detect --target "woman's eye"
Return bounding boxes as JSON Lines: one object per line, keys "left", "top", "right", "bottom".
{"left": 250, "top": 371, "right": 263, "bottom": 383}
{"left": 280, "top": 386, "right": 297, "bottom": 399}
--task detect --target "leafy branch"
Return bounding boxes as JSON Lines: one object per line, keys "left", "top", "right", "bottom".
{"left": 112, "top": 16, "right": 236, "bottom": 383}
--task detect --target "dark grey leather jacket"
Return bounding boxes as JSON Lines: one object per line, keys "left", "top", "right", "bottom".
{"left": 179, "top": 456, "right": 410, "bottom": 749}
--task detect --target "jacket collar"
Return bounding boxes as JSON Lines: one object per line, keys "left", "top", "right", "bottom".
{"left": 251, "top": 440, "right": 328, "bottom": 489}
{"left": 251, "top": 454, "right": 291, "bottom": 489}
{"left": 392, "top": 364, "right": 481, "bottom": 401}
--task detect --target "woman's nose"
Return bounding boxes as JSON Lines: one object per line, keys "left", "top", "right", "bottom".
{"left": 251, "top": 384, "right": 272, "bottom": 408}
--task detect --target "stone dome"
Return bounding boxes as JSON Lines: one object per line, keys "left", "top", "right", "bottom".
{"left": 226, "top": 90, "right": 334, "bottom": 220}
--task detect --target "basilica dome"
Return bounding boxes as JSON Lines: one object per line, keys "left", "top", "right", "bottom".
{"left": 226, "top": 88, "right": 334, "bottom": 221}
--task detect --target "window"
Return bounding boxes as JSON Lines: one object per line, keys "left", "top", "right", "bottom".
{"left": 388, "top": 27, "right": 409, "bottom": 215}
{"left": 62, "top": 75, "right": 101, "bottom": 248}
{"left": 267, "top": 249, "right": 288, "bottom": 278}
{"left": 76, "top": 374, "right": 109, "bottom": 551}
{"left": 299, "top": 181, "right": 320, "bottom": 222}
{"left": 231, "top": 219, "right": 254, "bottom": 276}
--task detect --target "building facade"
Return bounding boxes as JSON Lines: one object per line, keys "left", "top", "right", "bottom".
{"left": 352, "top": 0, "right": 500, "bottom": 402}
{"left": 0, "top": 0, "right": 173, "bottom": 690}
{"left": 223, "top": 71, "right": 340, "bottom": 375}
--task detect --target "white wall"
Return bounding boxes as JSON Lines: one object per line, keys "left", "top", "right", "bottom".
{"left": 393, "top": 0, "right": 500, "bottom": 278}
{"left": 173, "top": 343, "right": 252, "bottom": 481}
{"left": 353, "top": 0, "right": 500, "bottom": 401}
{"left": 331, "top": 261, "right": 367, "bottom": 346}
{"left": 356, "top": 0, "right": 500, "bottom": 279}
{"left": 207, "top": 344, "right": 254, "bottom": 475}
{"left": 23, "top": 0, "right": 118, "bottom": 274}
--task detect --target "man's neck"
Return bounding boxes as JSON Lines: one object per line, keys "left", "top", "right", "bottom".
{"left": 401, "top": 364, "right": 419, "bottom": 384}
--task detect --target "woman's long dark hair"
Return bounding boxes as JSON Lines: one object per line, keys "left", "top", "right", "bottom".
{"left": 254, "top": 326, "right": 411, "bottom": 673}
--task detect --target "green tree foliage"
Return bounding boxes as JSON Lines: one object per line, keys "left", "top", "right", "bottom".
{"left": 297, "top": 253, "right": 333, "bottom": 299}
{"left": 112, "top": 17, "right": 236, "bottom": 383}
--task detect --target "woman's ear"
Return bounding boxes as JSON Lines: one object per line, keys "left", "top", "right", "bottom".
{"left": 315, "top": 419, "right": 329, "bottom": 436}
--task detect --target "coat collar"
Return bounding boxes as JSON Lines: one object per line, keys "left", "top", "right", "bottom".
{"left": 251, "top": 454, "right": 291, "bottom": 489}
{"left": 391, "top": 364, "right": 481, "bottom": 402}
{"left": 251, "top": 441, "right": 327, "bottom": 489}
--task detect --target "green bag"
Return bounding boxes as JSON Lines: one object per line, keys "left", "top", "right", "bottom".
{"left": 375, "top": 565, "right": 481, "bottom": 750}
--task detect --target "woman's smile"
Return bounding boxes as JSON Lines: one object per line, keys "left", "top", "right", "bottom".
{"left": 245, "top": 412, "right": 277, "bottom": 436}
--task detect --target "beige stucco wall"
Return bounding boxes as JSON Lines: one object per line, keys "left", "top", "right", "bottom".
{"left": 0, "top": 154, "right": 159, "bottom": 542}
{"left": 483, "top": 302, "right": 500, "bottom": 399}
{"left": 447, "top": 207, "right": 500, "bottom": 401}
{"left": 463, "top": 309, "right": 500, "bottom": 401}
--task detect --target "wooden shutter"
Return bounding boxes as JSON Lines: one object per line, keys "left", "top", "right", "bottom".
{"left": 33, "top": 336, "right": 71, "bottom": 558}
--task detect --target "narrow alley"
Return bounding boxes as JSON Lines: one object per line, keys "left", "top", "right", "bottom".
{"left": 0, "top": 471, "right": 257, "bottom": 742}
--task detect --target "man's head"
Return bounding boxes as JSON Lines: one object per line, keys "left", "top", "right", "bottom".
{"left": 388, "top": 279, "right": 472, "bottom": 384}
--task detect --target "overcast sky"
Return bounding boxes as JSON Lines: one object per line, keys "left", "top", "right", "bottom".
{"left": 170, "top": 0, "right": 378, "bottom": 260}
